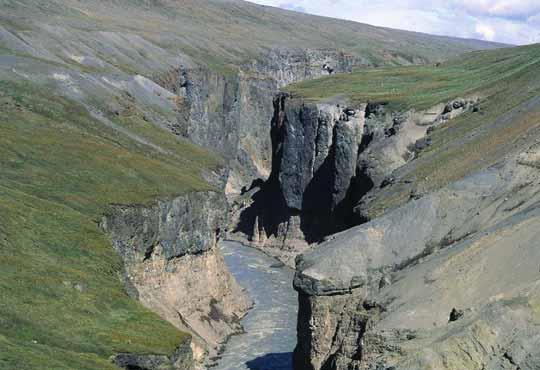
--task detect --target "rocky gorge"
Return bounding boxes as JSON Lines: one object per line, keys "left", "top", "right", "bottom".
{"left": 222, "top": 46, "right": 540, "bottom": 370}
{"left": 84, "top": 46, "right": 369, "bottom": 368}
{"left": 230, "top": 92, "right": 479, "bottom": 265}
{"left": 99, "top": 48, "right": 367, "bottom": 367}
{"left": 104, "top": 43, "right": 467, "bottom": 366}
{"left": 2, "top": 1, "right": 536, "bottom": 370}
{"left": 96, "top": 44, "right": 540, "bottom": 369}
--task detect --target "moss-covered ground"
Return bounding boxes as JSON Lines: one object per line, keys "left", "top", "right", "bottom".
{"left": 0, "top": 80, "right": 220, "bottom": 369}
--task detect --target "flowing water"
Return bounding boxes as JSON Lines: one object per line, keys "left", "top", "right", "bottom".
{"left": 214, "top": 240, "right": 297, "bottom": 370}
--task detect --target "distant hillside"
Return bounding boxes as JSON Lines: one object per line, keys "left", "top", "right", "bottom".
{"left": 1, "top": 0, "right": 503, "bottom": 75}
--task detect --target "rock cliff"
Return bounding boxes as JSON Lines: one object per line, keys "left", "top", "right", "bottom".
{"left": 155, "top": 49, "right": 361, "bottom": 195}
{"left": 231, "top": 93, "right": 478, "bottom": 264}
{"left": 293, "top": 142, "right": 540, "bottom": 370}
{"left": 230, "top": 95, "right": 365, "bottom": 264}
{"left": 113, "top": 342, "right": 194, "bottom": 370}
{"left": 288, "top": 46, "right": 540, "bottom": 370}
{"left": 101, "top": 191, "right": 252, "bottom": 366}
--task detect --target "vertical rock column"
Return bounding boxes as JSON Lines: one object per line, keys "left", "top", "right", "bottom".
{"left": 233, "top": 94, "right": 367, "bottom": 264}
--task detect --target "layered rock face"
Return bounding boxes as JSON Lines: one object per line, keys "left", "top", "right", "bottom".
{"left": 101, "top": 191, "right": 252, "bottom": 365}
{"left": 232, "top": 93, "right": 478, "bottom": 264}
{"left": 156, "top": 49, "right": 361, "bottom": 195}
{"left": 232, "top": 95, "right": 366, "bottom": 264}
{"left": 293, "top": 143, "right": 540, "bottom": 370}
{"left": 358, "top": 99, "right": 478, "bottom": 192}
{"left": 244, "top": 48, "right": 360, "bottom": 88}
{"left": 113, "top": 342, "right": 193, "bottom": 370}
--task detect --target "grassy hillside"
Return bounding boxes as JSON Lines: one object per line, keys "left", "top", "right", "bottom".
{"left": 286, "top": 44, "right": 540, "bottom": 110}
{"left": 0, "top": 74, "right": 220, "bottom": 368}
{"left": 0, "top": 0, "right": 503, "bottom": 76}
{"left": 287, "top": 44, "right": 540, "bottom": 218}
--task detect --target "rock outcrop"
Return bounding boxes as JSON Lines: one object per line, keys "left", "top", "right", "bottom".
{"left": 358, "top": 98, "right": 479, "bottom": 191}
{"left": 101, "top": 191, "right": 252, "bottom": 366}
{"left": 155, "top": 49, "right": 362, "bottom": 195}
{"left": 232, "top": 93, "right": 479, "bottom": 264}
{"left": 231, "top": 95, "right": 366, "bottom": 264}
{"left": 293, "top": 142, "right": 540, "bottom": 370}
{"left": 244, "top": 49, "right": 359, "bottom": 88}
{"left": 355, "top": 98, "right": 479, "bottom": 219}
{"left": 113, "top": 341, "right": 194, "bottom": 370}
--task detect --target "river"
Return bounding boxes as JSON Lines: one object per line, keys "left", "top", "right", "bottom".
{"left": 214, "top": 240, "right": 297, "bottom": 370}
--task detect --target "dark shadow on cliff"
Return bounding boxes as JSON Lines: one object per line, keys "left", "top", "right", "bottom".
{"left": 234, "top": 180, "right": 292, "bottom": 241}
{"left": 332, "top": 164, "right": 374, "bottom": 232}
{"left": 235, "top": 117, "right": 337, "bottom": 245}
{"left": 246, "top": 352, "right": 293, "bottom": 370}
{"left": 300, "top": 141, "right": 336, "bottom": 243}
{"left": 329, "top": 126, "right": 375, "bottom": 231}
{"left": 235, "top": 93, "right": 375, "bottom": 245}
{"left": 234, "top": 93, "right": 297, "bottom": 243}
{"left": 301, "top": 124, "right": 374, "bottom": 239}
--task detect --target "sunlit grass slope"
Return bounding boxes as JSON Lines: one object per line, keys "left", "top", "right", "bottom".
{"left": 286, "top": 44, "right": 540, "bottom": 111}
{"left": 0, "top": 79, "right": 220, "bottom": 369}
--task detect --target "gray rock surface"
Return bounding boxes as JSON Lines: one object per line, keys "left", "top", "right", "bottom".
{"left": 230, "top": 95, "right": 366, "bottom": 264}
{"left": 231, "top": 94, "right": 477, "bottom": 265}
{"left": 164, "top": 48, "right": 365, "bottom": 195}
{"left": 293, "top": 142, "right": 540, "bottom": 370}
{"left": 356, "top": 98, "right": 479, "bottom": 205}
{"left": 101, "top": 191, "right": 252, "bottom": 366}
{"left": 244, "top": 48, "right": 360, "bottom": 88}
{"left": 114, "top": 341, "right": 194, "bottom": 370}
{"left": 102, "top": 191, "right": 227, "bottom": 261}
{"left": 277, "top": 99, "right": 365, "bottom": 213}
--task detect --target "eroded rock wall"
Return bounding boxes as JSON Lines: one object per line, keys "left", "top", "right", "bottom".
{"left": 244, "top": 48, "right": 360, "bottom": 88}
{"left": 101, "top": 191, "right": 252, "bottom": 365}
{"left": 355, "top": 98, "right": 479, "bottom": 218}
{"left": 231, "top": 95, "right": 366, "bottom": 264}
{"left": 293, "top": 142, "right": 540, "bottom": 370}
{"left": 113, "top": 342, "right": 194, "bottom": 370}
{"left": 156, "top": 48, "right": 362, "bottom": 195}
{"left": 231, "top": 93, "right": 478, "bottom": 264}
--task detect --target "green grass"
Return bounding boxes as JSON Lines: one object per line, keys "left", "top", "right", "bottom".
{"left": 286, "top": 44, "right": 540, "bottom": 111}
{"left": 0, "top": 80, "right": 221, "bottom": 369}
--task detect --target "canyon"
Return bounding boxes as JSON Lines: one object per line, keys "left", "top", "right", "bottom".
{"left": 1, "top": 1, "right": 539, "bottom": 370}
